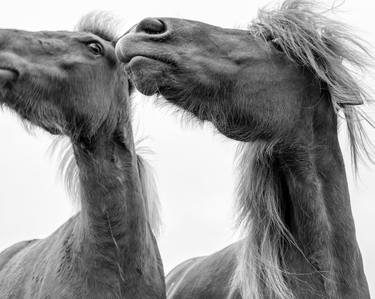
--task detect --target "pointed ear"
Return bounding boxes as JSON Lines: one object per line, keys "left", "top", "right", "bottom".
{"left": 337, "top": 98, "right": 364, "bottom": 106}
{"left": 322, "top": 37, "right": 364, "bottom": 106}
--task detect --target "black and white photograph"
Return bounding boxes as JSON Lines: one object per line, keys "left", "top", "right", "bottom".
{"left": 0, "top": 0, "right": 374, "bottom": 298}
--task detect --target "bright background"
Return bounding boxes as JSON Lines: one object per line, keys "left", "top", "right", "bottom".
{"left": 0, "top": 0, "right": 374, "bottom": 296}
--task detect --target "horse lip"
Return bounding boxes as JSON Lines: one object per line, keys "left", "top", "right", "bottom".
{"left": 115, "top": 37, "right": 176, "bottom": 66}
{"left": 127, "top": 54, "right": 177, "bottom": 69}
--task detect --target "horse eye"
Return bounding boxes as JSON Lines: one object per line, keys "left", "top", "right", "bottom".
{"left": 87, "top": 42, "right": 104, "bottom": 56}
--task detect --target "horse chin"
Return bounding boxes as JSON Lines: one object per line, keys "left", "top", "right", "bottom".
{"left": 0, "top": 88, "right": 9, "bottom": 100}
{"left": 131, "top": 77, "right": 158, "bottom": 96}
{"left": 126, "top": 56, "right": 168, "bottom": 96}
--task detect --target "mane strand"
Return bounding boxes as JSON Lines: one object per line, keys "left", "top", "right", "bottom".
{"left": 137, "top": 152, "right": 162, "bottom": 238}
{"left": 231, "top": 142, "right": 296, "bottom": 299}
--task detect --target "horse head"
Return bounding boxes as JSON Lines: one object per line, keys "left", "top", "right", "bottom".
{"left": 0, "top": 14, "right": 129, "bottom": 143}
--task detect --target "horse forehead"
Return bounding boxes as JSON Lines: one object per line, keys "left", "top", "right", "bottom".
{"left": 0, "top": 30, "right": 96, "bottom": 48}
{"left": 37, "top": 30, "right": 99, "bottom": 41}
{"left": 27, "top": 31, "right": 115, "bottom": 54}
{"left": 14, "top": 30, "right": 113, "bottom": 47}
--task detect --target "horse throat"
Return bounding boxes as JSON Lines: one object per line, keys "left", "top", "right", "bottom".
{"left": 69, "top": 130, "right": 157, "bottom": 293}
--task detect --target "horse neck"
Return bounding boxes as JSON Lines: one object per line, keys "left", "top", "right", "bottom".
{"left": 71, "top": 122, "right": 156, "bottom": 285}
{"left": 274, "top": 95, "right": 368, "bottom": 296}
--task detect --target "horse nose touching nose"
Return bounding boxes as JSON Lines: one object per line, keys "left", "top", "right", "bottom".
{"left": 115, "top": 18, "right": 169, "bottom": 63}
{"left": 136, "top": 18, "right": 166, "bottom": 35}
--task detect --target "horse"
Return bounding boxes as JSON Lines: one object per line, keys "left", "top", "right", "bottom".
{"left": 116, "top": 1, "right": 372, "bottom": 298}
{"left": 0, "top": 13, "right": 165, "bottom": 299}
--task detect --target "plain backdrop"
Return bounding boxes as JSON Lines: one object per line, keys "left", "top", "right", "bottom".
{"left": 0, "top": 0, "right": 374, "bottom": 296}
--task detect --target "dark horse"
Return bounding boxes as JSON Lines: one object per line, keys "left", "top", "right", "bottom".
{"left": 0, "top": 14, "right": 165, "bottom": 298}
{"left": 116, "top": 1, "right": 371, "bottom": 298}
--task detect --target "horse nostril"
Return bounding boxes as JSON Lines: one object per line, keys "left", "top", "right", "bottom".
{"left": 136, "top": 18, "right": 166, "bottom": 35}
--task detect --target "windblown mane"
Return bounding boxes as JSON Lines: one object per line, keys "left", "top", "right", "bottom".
{"left": 250, "top": 0, "right": 375, "bottom": 170}
{"left": 231, "top": 1, "right": 374, "bottom": 299}
{"left": 231, "top": 141, "right": 291, "bottom": 299}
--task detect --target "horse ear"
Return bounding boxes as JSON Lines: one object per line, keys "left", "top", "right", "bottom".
{"left": 333, "top": 86, "right": 364, "bottom": 106}
{"left": 321, "top": 36, "right": 364, "bottom": 106}
{"left": 322, "top": 83, "right": 364, "bottom": 106}
{"left": 337, "top": 98, "right": 364, "bottom": 106}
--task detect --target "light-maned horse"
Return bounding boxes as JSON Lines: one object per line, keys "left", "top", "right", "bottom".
{"left": 116, "top": 1, "right": 372, "bottom": 298}
{"left": 0, "top": 14, "right": 165, "bottom": 299}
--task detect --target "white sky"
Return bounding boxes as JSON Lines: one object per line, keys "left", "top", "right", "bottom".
{"left": 0, "top": 0, "right": 374, "bottom": 296}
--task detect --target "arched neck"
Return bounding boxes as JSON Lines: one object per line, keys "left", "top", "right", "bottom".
{"left": 69, "top": 127, "right": 159, "bottom": 291}
{"left": 73, "top": 128, "right": 148, "bottom": 242}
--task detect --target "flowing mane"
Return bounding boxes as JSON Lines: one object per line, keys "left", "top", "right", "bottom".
{"left": 250, "top": 0, "right": 375, "bottom": 170}
{"left": 230, "top": 1, "right": 374, "bottom": 298}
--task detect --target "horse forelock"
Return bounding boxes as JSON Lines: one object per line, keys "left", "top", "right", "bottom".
{"left": 250, "top": 0, "right": 375, "bottom": 172}
{"left": 75, "top": 11, "right": 123, "bottom": 42}
{"left": 49, "top": 136, "right": 162, "bottom": 237}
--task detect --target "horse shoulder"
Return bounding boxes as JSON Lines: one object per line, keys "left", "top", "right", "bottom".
{"left": 0, "top": 239, "right": 39, "bottom": 298}
{"left": 0, "top": 239, "right": 38, "bottom": 270}
{"left": 0, "top": 214, "right": 80, "bottom": 298}
{"left": 167, "top": 243, "right": 241, "bottom": 299}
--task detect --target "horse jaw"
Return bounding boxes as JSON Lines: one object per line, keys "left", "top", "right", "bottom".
{"left": 124, "top": 57, "right": 162, "bottom": 96}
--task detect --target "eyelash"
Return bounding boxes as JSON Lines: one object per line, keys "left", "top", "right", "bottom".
{"left": 86, "top": 42, "right": 104, "bottom": 56}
